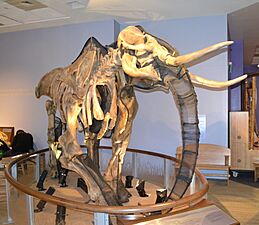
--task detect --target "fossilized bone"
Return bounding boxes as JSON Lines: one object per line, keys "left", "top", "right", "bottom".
{"left": 36, "top": 25, "right": 247, "bottom": 205}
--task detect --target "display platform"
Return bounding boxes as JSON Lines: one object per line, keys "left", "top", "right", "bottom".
{"left": 35, "top": 172, "right": 163, "bottom": 207}
{"left": 3, "top": 147, "right": 209, "bottom": 225}
{"left": 28, "top": 173, "right": 166, "bottom": 225}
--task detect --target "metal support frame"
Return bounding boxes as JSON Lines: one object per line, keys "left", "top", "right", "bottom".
{"left": 26, "top": 195, "right": 35, "bottom": 225}
{"left": 3, "top": 179, "right": 14, "bottom": 224}
{"left": 93, "top": 212, "right": 109, "bottom": 225}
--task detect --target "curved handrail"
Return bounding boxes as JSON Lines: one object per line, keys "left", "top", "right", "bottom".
{"left": 4, "top": 147, "right": 209, "bottom": 215}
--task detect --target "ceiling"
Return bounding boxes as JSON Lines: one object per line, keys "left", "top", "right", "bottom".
{"left": 0, "top": 0, "right": 259, "bottom": 65}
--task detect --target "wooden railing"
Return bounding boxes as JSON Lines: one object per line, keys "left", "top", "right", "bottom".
{"left": 4, "top": 147, "right": 209, "bottom": 215}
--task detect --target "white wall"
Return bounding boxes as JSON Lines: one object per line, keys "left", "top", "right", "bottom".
{"left": 0, "top": 20, "right": 115, "bottom": 149}
{"left": 0, "top": 16, "right": 229, "bottom": 156}
{"left": 120, "top": 16, "right": 229, "bottom": 155}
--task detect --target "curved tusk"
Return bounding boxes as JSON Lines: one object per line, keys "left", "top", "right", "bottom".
{"left": 189, "top": 72, "right": 247, "bottom": 88}
{"left": 166, "top": 41, "right": 233, "bottom": 66}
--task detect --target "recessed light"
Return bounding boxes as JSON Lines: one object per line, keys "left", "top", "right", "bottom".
{"left": 21, "top": 1, "right": 33, "bottom": 5}
{"left": 6, "top": 0, "right": 47, "bottom": 11}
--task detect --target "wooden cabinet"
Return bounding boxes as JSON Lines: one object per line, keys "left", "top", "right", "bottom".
{"left": 230, "top": 112, "right": 259, "bottom": 170}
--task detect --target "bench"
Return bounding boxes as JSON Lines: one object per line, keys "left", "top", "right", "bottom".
{"left": 176, "top": 144, "right": 231, "bottom": 185}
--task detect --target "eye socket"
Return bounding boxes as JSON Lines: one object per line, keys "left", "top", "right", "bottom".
{"left": 144, "top": 36, "right": 147, "bottom": 44}
{"left": 126, "top": 49, "right": 135, "bottom": 56}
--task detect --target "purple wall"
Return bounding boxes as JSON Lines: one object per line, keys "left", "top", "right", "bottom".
{"left": 228, "top": 40, "right": 244, "bottom": 111}
{"left": 244, "top": 65, "right": 259, "bottom": 74}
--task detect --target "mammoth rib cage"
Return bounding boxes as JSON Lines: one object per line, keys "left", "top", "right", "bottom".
{"left": 80, "top": 82, "right": 118, "bottom": 139}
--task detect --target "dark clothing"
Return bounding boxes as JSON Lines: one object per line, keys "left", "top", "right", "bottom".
{"left": 0, "top": 139, "right": 10, "bottom": 152}
{"left": 0, "top": 139, "right": 10, "bottom": 158}
{"left": 12, "top": 131, "right": 33, "bottom": 154}
{"left": 1, "top": 131, "right": 34, "bottom": 158}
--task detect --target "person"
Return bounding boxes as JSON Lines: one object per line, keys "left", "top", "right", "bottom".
{"left": 0, "top": 139, "right": 10, "bottom": 159}
{"left": 12, "top": 130, "right": 34, "bottom": 154}
{"left": 3, "top": 130, "right": 34, "bottom": 157}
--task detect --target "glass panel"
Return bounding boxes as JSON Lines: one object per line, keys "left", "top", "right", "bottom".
{"left": 136, "top": 154, "right": 164, "bottom": 187}
{"left": 121, "top": 151, "right": 133, "bottom": 176}
{"left": 1, "top": 148, "right": 207, "bottom": 223}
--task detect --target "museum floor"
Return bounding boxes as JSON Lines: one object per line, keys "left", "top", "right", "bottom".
{"left": 1, "top": 173, "right": 259, "bottom": 225}
{"left": 207, "top": 180, "right": 259, "bottom": 225}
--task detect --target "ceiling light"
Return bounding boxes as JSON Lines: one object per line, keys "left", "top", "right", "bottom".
{"left": 66, "top": 1, "right": 87, "bottom": 9}
{"left": 6, "top": 0, "right": 47, "bottom": 11}
{"left": 21, "top": 1, "right": 33, "bottom": 6}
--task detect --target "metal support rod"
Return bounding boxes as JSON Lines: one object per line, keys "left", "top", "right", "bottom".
{"left": 132, "top": 152, "right": 137, "bottom": 178}
{"left": 26, "top": 195, "right": 35, "bottom": 225}
{"left": 93, "top": 213, "right": 109, "bottom": 225}
{"left": 35, "top": 154, "right": 41, "bottom": 181}
{"left": 3, "top": 179, "right": 14, "bottom": 224}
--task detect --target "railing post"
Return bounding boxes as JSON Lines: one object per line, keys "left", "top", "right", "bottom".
{"left": 93, "top": 212, "right": 109, "bottom": 225}
{"left": 26, "top": 195, "right": 35, "bottom": 225}
{"left": 132, "top": 152, "right": 137, "bottom": 178}
{"left": 3, "top": 179, "right": 14, "bottom": 224}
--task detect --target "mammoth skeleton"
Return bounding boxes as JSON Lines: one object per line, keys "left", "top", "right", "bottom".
{"left": 36, "top": 25, "right": 246, "bottom": 205}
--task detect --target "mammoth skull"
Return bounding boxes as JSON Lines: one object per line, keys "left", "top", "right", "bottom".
{"left": 117, "top": 26, "right": 246, "bottom": 88}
